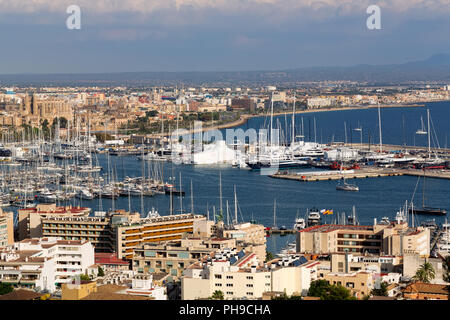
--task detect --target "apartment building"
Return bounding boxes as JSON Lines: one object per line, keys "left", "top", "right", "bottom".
{"left": 296, "top": 222, "right": 430, "bottom": 257}
{"left": 181, "top": 249, "right": 318, "bottom": 300}
{"left": 18, "top": 204, "right": 91, "bottom": 240}
{"left": 0, "top": 237, "right": 94, "bottom": 292}
{"left": 323, "top": 271, "right": 374, "bottom": 299}
{"left": 41, "top": 211, "right": 207, "bottom": 259}
{"left": 131, "top": 237, "right": 236, "bottom": 280}
{"left": 220, "top": 222, "right": 267, "bottom": 262}
{"left": 0, "top": 209, "right": 14, "bottom": 248}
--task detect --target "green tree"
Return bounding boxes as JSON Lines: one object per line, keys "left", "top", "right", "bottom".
{"left": 211, "top": 290, "right": 224, "bottom": 300}
{"left": 307, "top": 279, "right": 356, "bottom": 300}
{"left": 443, "top": 256, "right": 450, "bottom": 283}
{"left": 371, "top": 281, "right": 388, "bottom": 296}
{"left": 265, "top": 251, "right": 274, "bottom": 262}
{"left": 413, "top": 261, "right": 435, "bottom": 283}
{"left": 97, "top": 266, "right": 105, "bottom": 277}
{"left": 0, "top": 283, "right": 13, "bottom": 295}
{"left": 79, "top": 274, "right": 91, "bottom": 281}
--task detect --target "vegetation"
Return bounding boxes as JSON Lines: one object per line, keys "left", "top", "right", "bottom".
{"left": 210, "top": 290, "right": 224, "bottom": 300}
{"left": 443, "top": 256, "right": 450, "bottom": 283}
{"left": 79, "top": 274, "right": 91, "bottom": 281}
{"left": 97, "top": 266, "right": 105, "bottom": 277}
{"left": 272, "top": 293, "right": 302, "bottom": 300}
{"left": 413, "top": 261, "right": 435, "bottom": 283}
{"left": 370, "top": 281, "right": 388, "bottom": 296}
{"left": 0, "top": 283, "right": 13, "bottom": 295}
{"left": 94, "top": 132, "right": 113, "bottom": 143}
{"left": 307, "top": 279, "right": 356, "bottom": 300}
{"left": 265, "top": 251, "right": 274, "bottom": 262}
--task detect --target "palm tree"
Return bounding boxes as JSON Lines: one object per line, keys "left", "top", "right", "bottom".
{"left": 413, "top": 261, "right": 435, "bottom": 283}
{"left": 211, "top": 290, "right": 224, "bottom": 300}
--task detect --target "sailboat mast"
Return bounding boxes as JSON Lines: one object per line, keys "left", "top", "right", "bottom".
{"left": 219, "top": 171, "right": 223, "bottom": 217}
{"left": 291, "top": 93, "right": 296, "bottom": 145}
{"left": 378, "top": 105, "right": 383, "bottom": 153}
{"left": 427, "top": 109, "right": 431, "bottom": 158}
{"left": 190, "top": 179, "right": 194, "bottom": 214}
{"left": 234, "top": 185, "right": 238, "bottom": 225}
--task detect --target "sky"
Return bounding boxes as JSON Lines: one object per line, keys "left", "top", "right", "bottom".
{"left": 0, "top": 0, "right": 449, "bottom": 74}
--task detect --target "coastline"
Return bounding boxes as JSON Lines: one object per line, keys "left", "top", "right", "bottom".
{"left": 154, "top": 103, "right": 427, "bottom": 137}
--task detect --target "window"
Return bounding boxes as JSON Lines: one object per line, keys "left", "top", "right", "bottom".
{"left": 215, "top": 275, "right": 222, "bottom": 279}
{"left": 246, "top": 276, "right": 253, "bottom": 280}
{"left": 226, "top": 292, "right": 233, "bottom": 295}
{"left": 215, "top": 283, "right": 222, "bottom": 287}
{"left": 226, "top": 275, "right": 233, "bottom": 279}
{"left": 246, "top": 284, "right": 253, "bottom": 288}
{"left": 226, "top": 283, "right": 233, "bottom": 287}
{"left": 246, "top": 292, "right": 253, "bottom": 296}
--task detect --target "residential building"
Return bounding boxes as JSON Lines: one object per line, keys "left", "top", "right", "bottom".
{"left": 0, "top": 237, "right": 94, "bottom": 292}
{"left": 18, "top": 204, "right": 91, "bottom": 241}
{"left": 323, "top": 271, "right": 374, "bottom": 299}
{"left": 296, "top": 222, "right": 430, "bottom": 257}
{"left": 62, "top": 280, "right": 97, "bottom": 300}
{"left": 0, "top": 209, "right": 14, "bottom": 248}
{"left": 131, "top": 237, "right": 235, "bottom": 281}
{"left": 181, "top": 249, "right": 318, "bottom": 300}
{"left": 402, "top": 282, "right": 449, "bottom": 300}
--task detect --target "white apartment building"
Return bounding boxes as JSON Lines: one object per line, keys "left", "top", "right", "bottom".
{"left": 181, "top": 249, "right": 318, "bottom": 300}
{"left": 307, "top": 97, "right": 334, "bottom": 108}
{"left": 0, "top": 237, "right": 94, "bottom": 292}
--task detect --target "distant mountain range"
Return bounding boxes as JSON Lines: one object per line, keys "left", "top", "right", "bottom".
{"left": 1, "top": 54, "right": 449, "bottom": 87}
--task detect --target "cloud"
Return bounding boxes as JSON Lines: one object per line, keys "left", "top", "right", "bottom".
{"left": 0, "top": 0, "right": 448, "bottom": 16}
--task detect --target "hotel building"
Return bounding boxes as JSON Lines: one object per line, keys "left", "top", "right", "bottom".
{"left": 41, "top": 211, "right": 207, "bottom": 259}
{"left": 18, "top": 204, "right": 91, "bottom": 241}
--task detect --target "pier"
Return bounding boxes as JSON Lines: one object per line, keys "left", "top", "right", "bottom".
{"left": 270, "top": 167, "right": 450, "bottom": 182}
{"left": 270, "top": 168, "right": 404, "bottom": 182}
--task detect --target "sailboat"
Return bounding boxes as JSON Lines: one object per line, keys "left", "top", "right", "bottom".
{"left": 409, "top": 173, "right": 447, "bottom": 216}
{"left": 336, "top": 162, "right": 359, "bottom": 191}
{"left": 415, "top": 116, "right": 427, "bottom": 135}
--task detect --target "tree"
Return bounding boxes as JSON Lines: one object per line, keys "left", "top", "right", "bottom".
{"left": 265, "top": 251, "right": 274, "bottom": 262}
{"left": 211, "top": 290, "right": 224, "bottom": 300}
{"left": 307, "top": 280, "right": 356, "bottom": 300}
{"left": 97, "top": 266, "right": 105, "bottom": 277}
{"left": 371, "top": 281, "right": 388, "bottom": 296}
{"left": 443, "top": 256, "right": 450, "bottom": 293}
{"left": 0, "top": 283, "right": 13, "bottom": 295}
{"left": 443, "top": 256, "right": 450, "bottom": 283}
{"left": 413, "top": 261, "right": 435, "bottom": 283}
{"left": 79, "top": 274, "right": 91, "bottom": 281}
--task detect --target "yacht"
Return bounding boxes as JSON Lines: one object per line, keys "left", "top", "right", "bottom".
{"left": 307, "top": 208, "right": 321, "bottom": 227}
{"left": 36, "top": 189, "right": 57, "bottom": 203}
{"left": 336, "top": 180, "right": 359, "bottom": 191}
{"left": 380, "top": 217, "right": 390, "bottom": 225}
{"left": 76, "top": 188, "right": 95, "bottom": 200}
{"left": 293, "top": 217, "right": 306, "bottom": 230}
